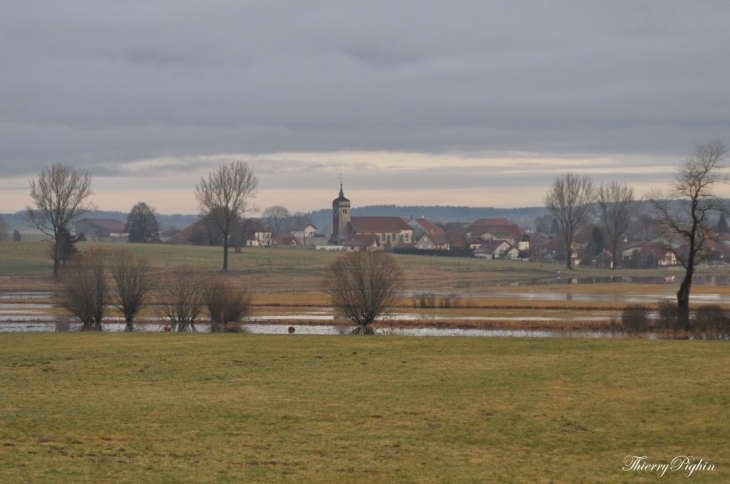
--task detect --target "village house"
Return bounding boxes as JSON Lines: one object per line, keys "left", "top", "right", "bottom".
{"left": 75, "top": 218, "right": 127, "bottom": 241}
{"left": 343, "top": 234, "right": 380, "bottom": 252}
{"left": 415, "top": 231, "right": 450, "bottom": 250}
{"left": 289, "top": 223, "right": 317, "bottom": 244}
{"left": 272, "top": 233, "right": 302, "bottom": 247}
{"left": 621, "top": 242, "right": 678, "bottom": 268}
{"left": 461, "top": 218, "right": 528, "bottom": 252}
{"left": 243, "top": 218, "right": 273, "bottom": 247}
{"left": 473, "top": 239, "right": 520, "bottom": 260}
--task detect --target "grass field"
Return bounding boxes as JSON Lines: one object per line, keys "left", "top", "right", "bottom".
{"left": 0, "top": 334, "right": 727, "bottom": 483}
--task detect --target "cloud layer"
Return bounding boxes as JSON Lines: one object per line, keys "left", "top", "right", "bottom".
{"left": 2, "top": 1, "right": 730, "bottom": 213}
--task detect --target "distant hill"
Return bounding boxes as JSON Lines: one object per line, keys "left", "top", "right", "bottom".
{"left": 0, "top": 210, "right": 198, "bottom": 235}
{"left": 307, "top": 205, "right": 549, "bottom": 236}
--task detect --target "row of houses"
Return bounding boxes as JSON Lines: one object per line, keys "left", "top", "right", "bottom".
{"left": 325, "top": 183, "right": 529, "bottom": 258}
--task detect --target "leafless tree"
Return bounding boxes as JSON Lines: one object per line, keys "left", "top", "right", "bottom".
{"left": 544, "top": 173, "right": 595, "bottom": 269}
{"left": 26, "top": 163, "right": 95, "bottom": 275}
{"left": 157, "top": 267, "right": 210, "bottom": 332}
{"left": 262, "top": 205, "right": 291, "bottom": 235}
{"left": 323, "top": 252, "right": 404, "bottom": 334}
{"left": 648, "top": 140, "right": 729, "bottom": 329}
{"left": 205, "top": 278, "right": 252, "bottom": 331}
{"left": 108, "top": 249, "right": 154, "bottom": 332}
{"left": 58, "top": 248, "right": 109, "bottom": 330}
{"left": 595, "top": 182, "right": 639, "bottom": 269}
{"left": 195, "top": 161, "right": 258, "bottom": 271}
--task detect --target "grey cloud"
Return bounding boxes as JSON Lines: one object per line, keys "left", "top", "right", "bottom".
{"left": 1, "top": 0, "right": 729, "bottom": 189}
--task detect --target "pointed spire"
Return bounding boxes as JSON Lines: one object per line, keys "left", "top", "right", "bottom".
{"left": 339, "top": 174, "right": 344, "bottom": 197}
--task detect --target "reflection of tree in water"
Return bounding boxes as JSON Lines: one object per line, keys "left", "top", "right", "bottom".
{"left": 566, "top": 293, "right": 573, "bottom": 301}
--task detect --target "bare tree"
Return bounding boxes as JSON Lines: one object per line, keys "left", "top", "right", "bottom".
{"left": 195, "top": 161, "right": 258, "bottom": 271}
{"left": 205, "top": 278, "right": 252, "bottom": 331}
{"left": 262, "top": 205, "right": 291, "bottom": 235}
{"left": 544, "top": 173, "right": 595, "bottom": 269}
{"left": 108, "top": 249, "right": 154, "bottom": 332}
{"left": 649, "top": 140, "right": 729, "bottom": 329}
{"left": 58, "top": 248, "right": 109, "bottom": 330}
{"left": 595, "top": 182, "right": 639, "bottom": 269}
{"left": 323, "top": 252, "right": 404, "bottom": 334}
{"left": 125, "top": 202, "right": 161, "bottom": 243}
{"left": 26, "top": 163, "right": 95, "bottom": 275}
{"left": 157, "top": 267, "right": 210, "bottom": 332}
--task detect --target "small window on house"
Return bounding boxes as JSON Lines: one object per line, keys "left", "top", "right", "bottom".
{"left": 343, "top": 209, "right": 347, "bottom": 214}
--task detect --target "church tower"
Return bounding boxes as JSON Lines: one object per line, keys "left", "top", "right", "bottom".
{"left": 329, "top": 179, "right": 351, "bottom": 245}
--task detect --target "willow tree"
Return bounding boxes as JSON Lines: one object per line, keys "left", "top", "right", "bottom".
{"left": 109, "top": 249, "right": 154, "bottom": 332}
{"left": 323, "top": 252, "right": 404, "bottom": 334}
{"left": 649, "top": 140, "right": 728, "bottom": 329}
{"left": 195, "top": 161, "right": 258, "bottom": 271}
{"left": 544, "top": 173, "right": 594, "bottom": 269}
{"left": 26, "top": 163, "right": 95, "bottom": 275}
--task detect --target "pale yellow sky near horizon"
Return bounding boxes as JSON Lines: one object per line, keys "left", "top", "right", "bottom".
{"left": 0, "top": 150, "right": 720, "bottom": 216}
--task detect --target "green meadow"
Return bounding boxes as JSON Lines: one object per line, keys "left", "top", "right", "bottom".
{"left": 0, "top": 334, "right": 727, "bottom": 483}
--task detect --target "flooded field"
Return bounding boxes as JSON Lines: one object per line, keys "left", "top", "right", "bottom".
{"left": 1, "top": 284, "right": 728, "bottom": 336}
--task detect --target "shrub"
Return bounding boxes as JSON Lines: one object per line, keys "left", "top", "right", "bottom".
{"left": 157, "top": 267, "right": 210, "bottom": 332}
{"left": 621, "top": 304, "right": 651, "bottom": 333}
{"left": 692, "top": 304, "right": 730, "bottom": 340}
{"left": 206, "top": 278, "right": 252, "bottom": 331}
{"left": 656, "top": 299, "right": 678, "bottom": 332}
{"left": 412, "top": 293, "right": 436, "bottom": 308}
{"left": 439, "top": 294, "right": 462, "bottom": 309}
{"left": 58, "top": 248, "right": 110, "bottom": 331}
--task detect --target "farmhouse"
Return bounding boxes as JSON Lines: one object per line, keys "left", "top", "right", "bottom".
{"left": 343, "top": 234, "right": 380, "bottom": 252}
{"left": 75, "top": 218, "right": 127, "bottom": 240}
{"left": 243, "top": 218, "right": 273, "bottom": 247}
{"left": 474, "top": 239, "right": 519, "bottom": 260}
{"left": 290, "top": 223, "right": 317, "bottom": 243}
{"left": 415, "top": 232, "right": 450, "bottom": 250}
{"left": 462, "top": 218, "right": 527, "bottom": 250}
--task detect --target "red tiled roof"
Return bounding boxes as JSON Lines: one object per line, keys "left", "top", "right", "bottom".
{"left": 409, "top": 217, "right": 444, "bottom": 235}
{"left": 343, "top": 234, "right": 379, "bottom": 247}
{"left": 350, "top": 216, "right": 411, "bottom": 234}
{"left": 273, "top": 233, "right": 301, "bottom": 246}
{"left": 82, "top": 218, "right": 126, "bottom": 232}
{"left": 243, "top": 218, "right": 271, "bottom": 233}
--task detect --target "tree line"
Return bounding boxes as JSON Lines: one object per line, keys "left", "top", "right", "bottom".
{"left": 57, "top": 247, "right": 252, "bottom": 332}
{"left": 544, "top": 140, "right": 728, "bottom": 329}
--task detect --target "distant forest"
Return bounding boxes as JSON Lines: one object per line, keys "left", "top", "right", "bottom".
{"left": 3, "top": 205, "right": 549, "bottom": 235}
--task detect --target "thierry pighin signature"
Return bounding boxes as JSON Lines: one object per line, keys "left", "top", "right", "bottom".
{"left": 623, "top": 455, "right": 716, "bottom": 477}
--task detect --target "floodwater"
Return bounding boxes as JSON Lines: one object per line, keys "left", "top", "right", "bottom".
{"left": 0, "top": 320, "right": 624, "bottom": 338}
{"left": 1, "top": 285, "right": 727, "bottom": 337}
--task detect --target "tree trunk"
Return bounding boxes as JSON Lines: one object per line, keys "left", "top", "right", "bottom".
{"left": 677, "top": 268, "right": 693, "bottom": 331}
{"left": 222, "top": 236, "right": 229, "bottom": 271}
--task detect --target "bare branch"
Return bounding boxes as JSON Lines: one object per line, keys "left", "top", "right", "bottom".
{"left": 195, "top": 161, "right": 258, "bottom": 270}
{"left": 544, "top": 173, "right": 594, "bottom": 269}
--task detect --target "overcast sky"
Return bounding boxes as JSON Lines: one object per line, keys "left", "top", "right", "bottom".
{"left": 2, "top": 1, "right": 730, "bottom": 215}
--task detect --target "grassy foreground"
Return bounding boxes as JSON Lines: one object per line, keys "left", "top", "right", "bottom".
{"left": 0, "top": 335, "right": 727, "bottom": 483}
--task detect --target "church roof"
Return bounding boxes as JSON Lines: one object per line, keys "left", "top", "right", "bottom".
{"left": 350, "top": 216, "right": 411, "bottom": 234}
{"left": 332, "top": 182, "right": 350, "bottom": 204}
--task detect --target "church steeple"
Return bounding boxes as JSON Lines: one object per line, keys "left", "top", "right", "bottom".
{"left": 329, "top": 177, "right": 351, "bottom": 245}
